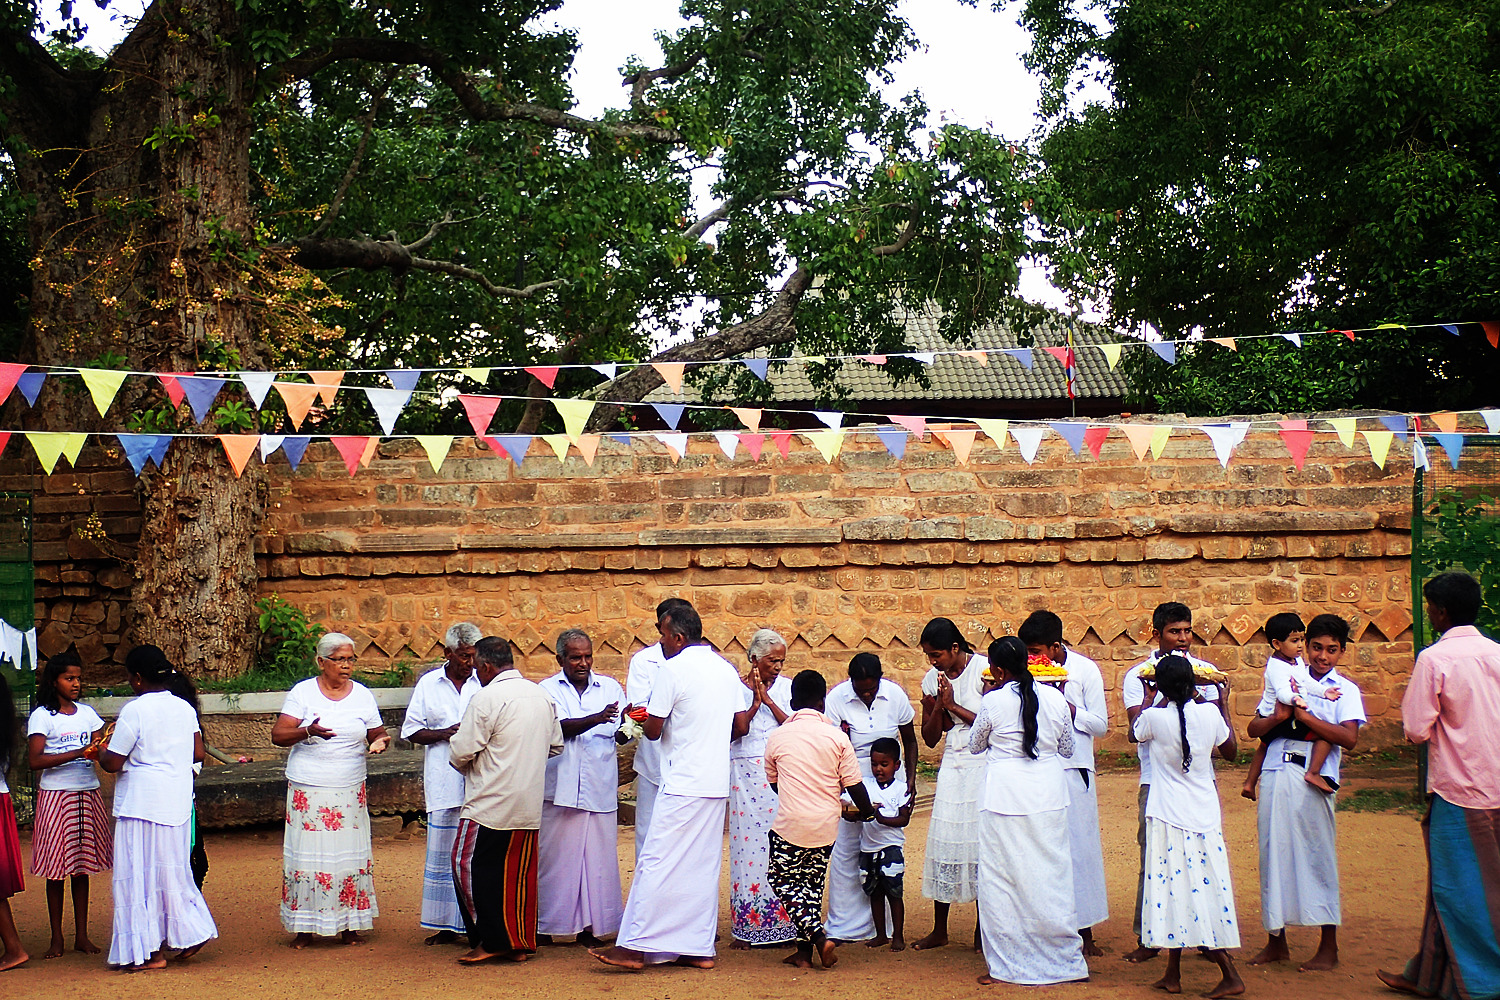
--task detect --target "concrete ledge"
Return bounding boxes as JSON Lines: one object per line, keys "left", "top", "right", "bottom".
{"left": 89, "top": 687, "right": 415, "bottom": 717}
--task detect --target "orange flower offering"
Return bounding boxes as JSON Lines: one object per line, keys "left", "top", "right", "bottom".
{"left": 1027, "top": 654, "right": 1069, "bottom": 679}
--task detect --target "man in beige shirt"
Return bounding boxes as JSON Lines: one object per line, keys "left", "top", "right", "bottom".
{"left": 449, "top": 636, "right": 563, "bottom": 964}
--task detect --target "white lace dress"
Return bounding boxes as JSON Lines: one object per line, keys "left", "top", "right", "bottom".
{"left": 919, "top": 654, "right": 988, "bottom": 904}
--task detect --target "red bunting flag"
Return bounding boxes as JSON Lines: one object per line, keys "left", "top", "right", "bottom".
{"left": 1335, "top": 329, "right": 1355, "bottom": 342}
{"left": 739, "top": 433, "right": 765, "bottom": 461}
{"left": 458, "top": 394, "right": 502, "bottom": 436}
{"left": 0, "top": 431, "right": 10, "bottom": 458}
{"left": 769, "top": 429, "right": 793, "bottom": 459}
{"left": 158, "top": 372, "right": 190, "bottom": 407}
{"left": 1278, "top": 419, "right": 1314, "bottom": 471}
{"left": 1083, "top": 425, "right": 1109, "bottom": 458}
{"left": 0, "top": 363, "right": 24, "bottom": 405}
{"left": 524, "top": 366, "right": 561, "bottom": 389}
{"left": 1483, "top": 321, "right": 1500, "bottom": 349}
{"left": 330, "top": 436, "right": 370, "bottom": 476}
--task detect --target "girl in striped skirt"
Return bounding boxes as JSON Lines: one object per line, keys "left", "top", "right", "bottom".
{"left": 26, "top": 652, "right": 112, "bottom": 958}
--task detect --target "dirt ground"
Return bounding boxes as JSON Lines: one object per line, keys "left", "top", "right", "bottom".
{"left": 3, "top": 770, "right": 1424, "bottom": 1000}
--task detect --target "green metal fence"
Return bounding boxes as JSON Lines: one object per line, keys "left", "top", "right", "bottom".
{"left": 0, "top": 492, "right": 32, "bottom": 822}
{"left": 1411, "top": 436, "right": 1500, "bottom": 648}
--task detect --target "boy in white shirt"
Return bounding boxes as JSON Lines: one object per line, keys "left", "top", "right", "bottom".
{"left": 854, "top": 738, "right": 911, "bottom": 952}
{"left": 1242, "top": 612, "right": 1342, "bottom": 800}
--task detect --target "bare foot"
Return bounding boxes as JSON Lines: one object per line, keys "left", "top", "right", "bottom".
{"left": 125, "top": 954, "right": 169, "bottom": 972}
{"left": 977, "top": 975, "right": 1001, "bottom": 986}
{"left": 290, "top": 934, "right": 313, "bottom": 950}
{"left": 1304, "top": 772, "right": 1335, "bottom": 794}
{"left": 729, "top": 939, "right": 750, "bottom": 950}
{"left": 1376, "top": 970, "right": 1424, "bottom": 995}
{"left": 866, "top": 935, "right": 890, "bottom": 949}
{"left": 1240, "top": 783, "right": 1257, "bottom": 801}
{"left": 911, "top": 930, "right": 949, "bottom": 951}
{"left": 1299, "top": 949, "right": 1338, "bottom": 972}
{"left": 340, "top": 931, "right": 365, "bottom": 946}
{"left": 589, "top": 945, "right": 646, "bottom": 971}
{"left": 458, "top": 947, "right": 505, "bottom": 964}
{"left": 783, "top": 951, "right": 813, "bottom": 969}
{"left": 672, "top": 956, "right": 714, "bottom": 969}
{"left": 425, "top": 930, "right": 460, "bottom": 946}
{"left": 1124, "top": 945, "right": 1161, "bottom": 963}
{"left": 1207, "top": 974, "right": 1246, "bottom": 998}
{"left": 1151, "top": 975, "right": 1182, "bottom": 994}
{"left": 1248, "top": 941, "right": 1290, "bottom": 965}
{"left": 1081, "top": 929, "right": 1104, "bottom": 957}
{"left": 75, "top": 937, "right": 101, "bottom": 955}
{"left": 506, "top": 951, "right": 533, "bottom": 963}
{"left": 817, "top": 938, "right": 838, "bottom": 969}
{"left": 172, "top": 943, "right": 205, "bottom": 961}
{"left": 0, "top": 949, "right": 30, "bottom": 972}
{"left": 43, "top": 940, "right": 65, "bottom": 960}
{"left": 890, "top": 937, "right": 906, "bottom": 953}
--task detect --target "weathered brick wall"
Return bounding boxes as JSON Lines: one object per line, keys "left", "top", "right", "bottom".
{"left": 10, "top": 419, "right": 1421, "bottom": 746}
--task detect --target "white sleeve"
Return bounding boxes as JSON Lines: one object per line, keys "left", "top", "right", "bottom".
{"left": 967, "top": 703, "right": 993, "bottom": 755}
{"left": 920, "top": 668, "right": 939, "bottom": 698}
{"left": 358, "top": 687, "right": 383, "bottom": 729}
{"left": 625, "top": 650, "right": 654, "bottom": 705}
{"left": 1131, "top": 706, "right": 1155, "bottom": 744}
{"left": 1122, "top": 666, "right": 1145, "bottom": 709}
{"left": 26, "top": 706, "right": 50, "bottom": 738}
{"left": 1336, "top": 684, "right": 1368, "bottom": 727}
{"left": 80, "top": 705, "right": 105, "bottom": 733}
{"left": 1266, "top": 661, "right": 1298, "bottom": 705}
{"left": 280, "top": 683, "right": 309, "bottom": 723}
{"left": 399, "top": 679, "right": 431, "bottom": 739}
{"left": 646, "top": 665, "right": 677, "bottom": 718}
{"left": 888, "top": 682, "right": 916, "bottom": 726}
{"left": 1069, "top": 669, "right": 1109, "bottom": 738}
{"left": 107, "top": 702, "right": 141, "bottom": 757}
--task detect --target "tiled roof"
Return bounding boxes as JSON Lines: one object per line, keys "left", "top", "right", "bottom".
{"left": 641, "top": 307, "right": 1130, "bottom": 405}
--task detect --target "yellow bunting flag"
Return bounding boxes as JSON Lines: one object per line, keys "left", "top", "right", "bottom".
{"left": 1150, "top": 425, "right": 1172, "bottom": 459}
{"left": 803, "top": 355, "right": 827, "bottom": 365}
{"left": 956, "top": 350, "right": 990, "bottom": 366}
{"left": 1098, "top": 344, "right": 1123, "bottom": 370}
{"left": 1120, "top": 425, "right": 1154, "bottom": 460}
{"left": 937, "top": 428, "right": 977, "bottom": 465}
{"left": 805, "top": 429, "right": 844, "bottom": 462}
{"left": 275, "top": 382, "right": 321, "bottom": 430}
{"left": 459, "top": 368, "right": 492, "bottom": 383}
{"left": 576, "top": 434, "right": 601, "bottom": 466}
{"left": 27, "top": 432, "right": 87, "bottom": 473}
{"left": 308, "top": 370, "right": 345, "bottom": 405}
{"left": 728, "top": 407, "right": 762, "bottom": 432}
{"left": 1361, "top": 429, "right": 1394, "bottom": 469}
{"left": 77, "top": 369, "right": 129, "bottom": 416}
{"left": 359, "top": 436, "right": 379, "bottom": 468}
{"left": 1327, "top": 417, "right": 1357, "bottom": 449}
{"left": 652, "top": 362, "right": 686, "bottom": 394}
{"left": 551, "top": 398, "right": 595, "bottom": 442}
{"left": 1209, "top": 338, "right": 1237, "bottom": 351}
{"left": 1429, "top": 412, "right": 1459, "bottom": 434}
{"left": 974, "top": 418, "right": 1009, "bottom": 448}
{"left": 414, "top": 435, "right": 453, "bottom": 473}
{"left": 541, "top": 433, "right": 570, "bottom": 461}
{"left": 218, "top": 435, "right": 260, "bottom": 477}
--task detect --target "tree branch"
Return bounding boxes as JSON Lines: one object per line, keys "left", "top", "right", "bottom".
{"left": 683, "top": 188, "right": 808, "bottom": 241}
{"left": 623, "top": 49, "right": 705, "bottom": 113}
{"left": 307, "top": 71, "right": 392, "bottom": 239}
{"left": 870, "top": 205, "right": 922, "bottom": 257}
{"left": 272, "top": 231, "right": 565, "bottom": 300}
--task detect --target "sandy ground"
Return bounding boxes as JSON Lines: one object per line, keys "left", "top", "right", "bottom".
{"left": 2, "top": 771, "right": 1425, "bottom": 1000}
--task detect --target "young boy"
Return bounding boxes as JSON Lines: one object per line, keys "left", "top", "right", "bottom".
{"left": 857, "top": 737, "right": 911, "bottom": 952}
{"left": 1242, "top": 612, "right": 1342, "bottom": 800}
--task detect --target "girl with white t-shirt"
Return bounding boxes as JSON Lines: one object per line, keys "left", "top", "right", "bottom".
{"left": 99, "top": 644, "right": 218, "bottom": 971}
{"left": 26, "top": 652, "right": 112, "bottom": 958}
{"left": 1132, "top": 654, "right": 1244, "bottom": 999}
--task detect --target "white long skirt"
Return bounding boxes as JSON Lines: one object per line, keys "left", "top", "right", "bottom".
{"left": 538, "top": 801, "right": 623, "bottom": 937}
{"left": 1258, "top": 757, "right": 1340, "bottom": 931}
{"left": 280, "top": 781, "right": 379, "bottom": 935}
{"left": 1141, "top": 817, "right": 1241, "bottom": 950}
{"left": 108, "top": 816, "right": 218, "bottom": 967}
{"left": 633, "top": 774, "right": 660, "bottom": 862}
{"left": 728, "top": 756, "right": 796, "bottom": 944}
{"left": 1066, "top": 768, "right": 1109, "bottom": 928}
{"left": 977, "top": 808, "right": 1087, "bottom": 985}
{"left": 922, "top": 748, "right": 984, "bottom": 904}
{"left": 825, "top": 818, "right": 878, "bottom": 941}
{"left": 421, "top": 807, "right": 464, "bottom": 933}
{"left": 617, "top": 792, "right": 727, "bottom": 962}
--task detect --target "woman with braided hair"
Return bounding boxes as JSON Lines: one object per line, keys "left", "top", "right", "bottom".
{"left": 1132, "top": 654, "right": 1243, "bottom": 998}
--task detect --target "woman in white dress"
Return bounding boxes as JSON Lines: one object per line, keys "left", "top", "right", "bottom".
{"left": 1133, "top": 654, "right": 1244, "bottom": 999}
{"left": 969, "top": 636, "right": 1087, "bottom": 987}
{"left": 271, "top": 632, "right": 391, "bottom": 947}
{"left": 727, "top": 628, "right": 796, "bottom": 947}
{"left": 912, "top": 617, "right": 987, "bottom": 951}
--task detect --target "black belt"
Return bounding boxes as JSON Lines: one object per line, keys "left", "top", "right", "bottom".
{"left": 1282, "top": 751, "right": 1307, "bottom": 767}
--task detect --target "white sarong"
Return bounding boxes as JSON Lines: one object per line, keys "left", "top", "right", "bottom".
{"left": 922, "top": 747, "right": 984, "bottom": 904}
{"left": 633, "top": 774, "right": 660, "bottom": 862}
{"left": 616, "top": 792, "right": 727, "bottom": 961}
{"left": 977, "top": 808, "right": 1087, "bottom": 985}
{"left": 1257, "top": 757, "right": 1340, "bottom": 931}
{"left": 421, "top": 806, "right": 464, "bottom": 933}
{"left": 1066, "top": 768, "right": 1109, "bottom": 928}
{"left": 825, "top": 817, "right": 878, "bottom": 941}
{"left": 1142, "top": 817, "right": 1241, "bottom": 950}
{"left": 538, "top": 801, "right": 623, "bottom": 937}
{"left": 108, "top": 817, "right": 218, "bottom": 967}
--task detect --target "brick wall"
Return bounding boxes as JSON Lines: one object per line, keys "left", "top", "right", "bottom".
{"left": 14, "top": 420, "right": 1419, "bottom": 747}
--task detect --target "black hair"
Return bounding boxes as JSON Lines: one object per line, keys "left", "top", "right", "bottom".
{"left": 1424, "top": 571, "right": 1482, "bottom": 626}
{"left": 1265, "top": 612, "right": 1306, "bottom": 644}
{"left": 847, "top": 652, "right": 882, "bottom": 682}
{"left": 0, "top": 671, "right": 14, "bottom": 771}
{"left": 869, "top": 736, "right": 901, "bottom": 763}
{"left": 655, "top": 596, "right": 693, "bottom": 620}
{"left": 987, "top": 636, "right": 1039, "bottom": 759}
{"left": 919, "top": 617, "right": 973, "bottom": 654}
{"left": 790, "top": 669, "right": 826, "bottom": 710}
{"left": 1155, "top": 654, "right": 1196, "bottom": 773}
{"left": 125, "top": 644, "right": 201, "bottom": 717}
{"left": 1152, "top": 601, "right": 1193, "bottom": 632}
{"left": 660, "top": 604, "right": 703, "bottom": 644}
{"left": 1305, "top": 613, "right": 1350, "bottom": 648}
{"left": 37, "top": 651, "right": 83, "bottom": 713}
{"left": 474, "top": 635, "right": 515, "bottom": 671}
{"left": 1018, "top": 610, "right": 1064, "bottom": 647}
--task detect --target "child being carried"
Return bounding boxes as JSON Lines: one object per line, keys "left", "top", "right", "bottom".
{"left": 1242, "top": 612, "right": 1342, "bottom": 799}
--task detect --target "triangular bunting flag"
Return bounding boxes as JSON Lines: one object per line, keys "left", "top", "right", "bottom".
{"left": 1209, "top": 338, "right": 1237, "bottom": 351}
{"left": 1048, "top": 421, "right": 1088, "bottom": 455}
{"left": 769, "top": 429, "right": 794, "bottom": 459}
{"left": 743, "top": 358, "right": 770, "bottom": 380}
{"left": 876, "top": 427, "right": 908, "bottom": 459}
{"left": 652, "top": 403, "right": 686, "bottom": 430}
{"left": 0, "top": 431, "right": 8, "bottom": 459}
{"left": 489, "top": 435, "right": 533, "bottom": 466}
{"left": 0, "top": 363, "right": 25, "bottom": 405}
{"left": 1083, "top": 426, "right": 1110, "bottom": 458}
{"left": 908, "top": 352, "right": 935, "bottom": 365}
{"left": 117, "top": 434, "right": 161, "bottom": 475}
{"left": 179, "top": 376, "right": 225, "bottom": 423}
{"left": 1148, "top": 341, "right": 1177, "bottom": 365}
{"left": 1442, "top": 324, "right": 1461, "bottom": 337}
{"left": 330, "top": 436, "right": 368, "bottom": 476}
{"left": 1327, "top": 417, "right": 1357, "bottom": 449}
{"left": 308, "top": 370, "right": 344, "bottom": 405}
{"left": 1482, "top": 321, "right": 1500, "bottom": 348}
{"left": 1378, "top": 414, "right": 1410, "bottom": 442}
{"left": 1361, "top": 430, "right": 1394, "bottom": 469}
{"left": 1481, "top": 410, "right": 1500, "bottom": 435}
{"left": 1098, "top": 344, "right": 1123, "bottom": 369}
{"left": 541, "top": 433, "right": 570, "bottom": 461}
{"left": 1433, "top": 433, "right": 1465, "bottom": 469}
{"left": 1338, "top": 329, "right": 1355, "bottom": 342}
{"left": 360, "top": 436, "right": 379, "bottom": 468}
{"left": 589, "top": 363, "right": 617, "bottom": 381}
{"left": 27, "top": 432, "right": 86, "bottom": 473}
{"left": 414, "top": 435, "right": 453, "bottom": 472}
{"left": 1150, "top": 425, "right": 1172, "bottom": 459}
{"left": 974, "top": 419, "right": 1008, "bottom": 448}
{"left": 458, "top": 394, "right": 502, "bottom": 437}
{"left": 729, "top": 407, "right": 762, "bottom": 433}
{"left": 890, "top": 415, "right": 927, "bottom": 438}
{"left": 652, "top": 362, "right": 686, "bottom": 394}
{"left": 158, "top": 372, "right": 188, "bottom": 406}
{"left": 608, "top": 433, "right": 632, "bottom": 446}
{"left": 576, "top": 434, "right": 601, "bottom": 466}
{"left": 275, "top": 382, "right": 321, "bottom": 431}
{"left": 16, "top": 372, "right": 45, "bottom": 406}
{"left": 459, "top": 367, "right": 492, "bottom": 383}
{"left": 280, "top": 436, "right": 311, "bottom": 471}
{"left": 957, "top": 350, "right": 989, "bottom": 365}
{"left": 147, "top": 435, "right": 172, "bottom": 468}
{"left": 386, "top": 369, "right": 421, "bottom": 393}
{"left": 803, "top": 355, "right": 827, "bottom": 365}
{"left": 859, "top": 354, "right": 888, "bottom": 365}
{"left": 805, "top": 429, "right": 844, "bottom": 462}
{"left": 1282, "top": 333, "right": 1303, "bottom": 347}
{"left": 218, "top": 435, "right": 260, "bottom": 477}
{"left": 552, "top": 398, "right": 596, "bottom": 442}
{"left": 1120, "top": 425, "right": 1154, "bottom": 461}
{"left": 363, "top": 387, "right": 410, "bottom": 436}
{"left": 240, "top": 371, "right": 276, "bottom": 408}
{"left": 938, "top": 428, "right": 976, "bottom": 464}
{"left": 654, "top": 432, "right": 688, "bottom": 460}
{"left": 1378, "top": 323, "right": 1406, "bottom": 330}
{"left": 1043, "top": 346, "right": 1071, "bottom": 368}
{"left": 811, "top": 411, "right": 843, "bottom": 430}
{"left": 1010, "top": 425, "right": 1045, "bottom": 464}
{"left": 713, "top": 431, "right": 739, "bottom": 461}
{"left": 1413, "top": 435, "right": 1431, "bottom": 471}
{"left": 77, "top": 369, "right": 128, "bottom": 416}
{"left": 524, "top": 366, "right": 561, "bottom": 389}
{"left": 1202, "top": 422, "right": 1250, "bottom": 468}
{"left": 1278, "top": 419, "right": 1314, "bottom": 470}
{"left": 1429, "top": 411, "right": 1459, "bottom": 434}
{"left": 1008, "top": 348, "right": 1034, "bottom": 370}
{"left": 259, "top": 434, "right": 285, "bottom": 461}
{"left": 739, "top": 433, "right": 766, "bottom": 461}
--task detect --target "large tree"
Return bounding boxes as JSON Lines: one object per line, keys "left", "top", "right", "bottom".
{"left": 1, "top": 0, "right": 1044, "bottom": 675}
{"left": 1009, "top": 0, "right": 1500, "bottom": 414}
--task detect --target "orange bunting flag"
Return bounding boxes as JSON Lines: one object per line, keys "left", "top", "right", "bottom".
{"left": 728, "top": 407, "right": 762, "bottom": 432}
{"left": 1120, "top": 425, "right": 1155, "bottom": 461}
{"left": 575, "top": 434, "right": 601, "bottom": 466}
{"left": 330, "top": 436, "right": 369, "bottom": 476}
{"left": 1429, "top": 412, "right": 1459, "bottom": 434}
{"left": 1278, "top": 419, "right": 1314, "bottom": 470}
{"left": 524, "top": 366, "right": 560, "bottom": 389}
{"left": 1083, "top": 425, "right": 1110, "bottom": 458}
{"left": 218, "top": 435, "right": 260, "bottom": 477}
{"left": 956, "top": 350, "right": 989, "bottom": 366}
{"left": 1484, "top": 321, "right": 1500, "bottom": 349}
{"left": 935, "top": 428, "right": 976, "bottom": 465}
{"left": 275, "top": 382, "right": 321, "bottom": 430}
{"left": 359, "top": 436, "right": 379, "bottom": 468}
{"left": 1209, "top": 338, "right": 1237, "bottom": 351}
{"left": 653, "top": 362, "right": 686, "bottom": 394}
{"left": 307, "top": 370, "right": 344, "bottom": 405}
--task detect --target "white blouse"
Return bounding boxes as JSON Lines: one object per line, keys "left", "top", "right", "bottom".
{"left": 920, "top": 652, "right": 989, "bottom": 756}
{"left": 968, "top": 681, "right": 1075, "bottom": 816}
{"left": 108, "top": 690, "right": 200, "bottom": 826}
{"left": 730, "top": 673, "right": 794, "bottom": 761}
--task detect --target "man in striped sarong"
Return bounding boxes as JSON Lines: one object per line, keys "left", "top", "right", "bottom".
{"left": 449, "top": 636, "right": 562, "bottom": 964}
{"left": 1379, "top": 572, "right": 1500, "bottom": 1000}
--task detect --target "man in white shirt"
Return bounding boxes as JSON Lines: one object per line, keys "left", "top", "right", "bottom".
{"left": 537, "top": 629, "right": 626, "bottom": 945}
{"left": 1121, "top": 601, "right": 1222, "bottom": 964}
{"left": 591, "top": 604, "right": 747, "bottom": 971}
{"left": 625, "top": 597, "right": 693, "bottom": 860}
{"left": 400, "top": 622, "right": 481, "bottom": 944}
{"left": 1021, "top": 610, "right": 1110, "bottom": 957}
{"left": 449, "top": 637, "right": 563, "bottom": 964}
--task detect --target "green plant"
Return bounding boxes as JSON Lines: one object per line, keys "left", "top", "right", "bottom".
{"left": 1418, "top": 487, "right": 1500, "bottom": 641}
{"left": 1339, "top": 787, "right": 1427, "bottom": 815}
{"left": 256, "top": 594, "right": 324, "bottom": 678}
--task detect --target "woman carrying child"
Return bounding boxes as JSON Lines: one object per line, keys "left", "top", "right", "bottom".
{"left": 0, "top": 671, "right": 30, "bottom": 972}
{"left": 1133, "top": 654, "right": 1243, "bottom": 998}
{"left": 26, "top": 652, "right": 112, "bottom": 958}
{"left": 100, "top": 644, "right": 218, "bottom": 971}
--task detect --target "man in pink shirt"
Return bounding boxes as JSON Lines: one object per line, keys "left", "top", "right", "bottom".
{"left": 1380, "top": 571, "right": 1500, "bottom": 998}
{"left": 764, "top": 670, "right": 874, "bottom": 971}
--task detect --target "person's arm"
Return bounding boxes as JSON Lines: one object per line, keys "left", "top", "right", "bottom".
{"left": 877, "top": 800, "right": 914, "bottom": 828}
{"left": 898, "top": 720, "right": 919, "bottom": 797}
{"left": 193, "top": 731, "right": 206, "bottom": 765}
{"left": 1215, "top": 713, "right": 1238, "bottom": 761}
{"left": 1130, "top": 706, "right": 1153, "bottom": 745}
{"left": 919, "top": 693, "right": 946, "bottom": 748}
{"left": 1292, "top": 708, "right": 1360, "bottom": 750}
{"left": 731, "top": 672, "right": 763, "bottom": 741}
{"left": 764, "top": 684, "right": 791, "bottom": 725}
{"left": 561, "top": 701, "right": 620, "bottom": 739}
{"left": 1246, "top": 699, "right": 1292, "bottom": 739}
{"left": 844, "top": 780, "right": 876, "bottom": 820}
{"left": 938, "top": 673, "right": 977, "bottom": 727}
{"left": 1401, "top": 653, "right": 1441, "bottom": 745}
{"left": 99, "top": 708, "right": 136, "bottom": 774}
{"left": 27, "top": 731, "right": 88, "bottom": 771}
{"left": 643, "top": 715, "right": 666, "bottom": 741}
{"left": 1071, "top": 669, "right": 1109, "bottom": 738}
{"left": 400, "top": 684, "right": 451, "bottom": 745}
{"left": 366, "top": 725, "right": 390, "bottom": 753}
{"left": 967, "top": 702, "right": 993, "bottom": 756}
{"left": 448, "top": 702, "right": 485, "bottom": 774}
{"left": 1123, "top": 668, "right": 1147, "bottom": 742}
{"left": 406, "top": 725, "right": 459, "bottom": 745}
{"left": 272, "top": 712, "right": 335, "bottom": 747}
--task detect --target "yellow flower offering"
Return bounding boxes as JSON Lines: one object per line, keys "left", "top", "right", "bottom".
{"left": 1027, "top": 653, "right": 1069, "bottom": 679}
{"left": 1138, "top": 662, "right": 1228, "bottom": 684}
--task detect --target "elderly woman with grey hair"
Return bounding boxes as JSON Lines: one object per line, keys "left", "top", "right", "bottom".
{"left": 271, "top": 632, "right": 391, "bottom": 948}
{"left": 726, "top": 627, "right": 796, "bottom": 947}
